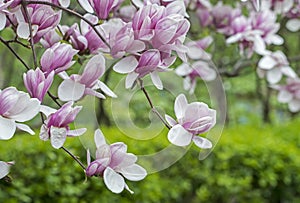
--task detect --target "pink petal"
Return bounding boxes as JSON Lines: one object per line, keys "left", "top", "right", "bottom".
{"left": 167, "top": 124, "right": 193, "bottom": 146}
{"left": 103, "top": 167, "right": 125, "bottom": 194}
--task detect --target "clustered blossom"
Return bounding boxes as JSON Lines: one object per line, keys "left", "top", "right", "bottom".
{"left": 0, "top": 87, "right": 40, "bottom": 140}
{"left": 165, "top": 94, "right": 215, "bottom": 149}
{"left": 40, "top": 102, "right": 86, "bottom": 149}
{"left": 86, "top": 129, "right": 147, "bottom": 194}
{"left": 273, "top": 77, "right": 300, "bottom": 112}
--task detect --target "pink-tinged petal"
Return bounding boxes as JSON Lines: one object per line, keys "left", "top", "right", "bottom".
{"left": 278, "top": 90, "right": 292, "bottom": 103}
{"left": 0, "top": 161, "right": 11, "bottom": 179}
{"left": 39, "top": 124, "right": 49, "bottom": 141}
{"left": 167, "top": 124, "right": 193, "bottom": 147}
{"left": 192, "top": 136, "right": 212, "bottom": 149}
{"left": 253, "top": 36, "right": 269, "bottom": 55}
{"left": 119, "top": 164, "right": 147, "bottom": 181}
{"left": 286, "top": 19, "right": 300, "bottom": 32}
{"left": 258, "top": 56, "right": 277, "bottom": 70}
{"left": 58, "top": 0, "right": 70, "bottom": 7}
{"left": 0, "top": 116, "right": 16, "bottom": 140}
{"left": 84, "top": 88, "right": 106, "bottom": 99}
{"left": 0, "top": 13, "right": 6, "bottom": 31}
{"left": 94, "top": 129, "right": 107, "bottom": 148}
{"left": 176, "top": 63, "right": 192, "bottom": 76}
{"left": 86, "top": 149, "right": 91, "bottom": 165}
{"left": 125, "top": 72, "right": 139, "bottom": 89}
{"left": 67, "top": 128, "right": 86, "bottom": 136}
{"left": 266, "top": 68, "right": 282, "bottom": 84}
{"left": 96, "top": 144, "right": 111, "bottom": 159}
{"left": 226, "top": 33, "right": 242, "bottom": 44}
{"left": 103, "top": 167, "right": 125, "bottom": 194}
{"left": 165, "top": 114, "right": 177, "bottom": 127}
{"left": 174, "top": 94, "right": 188, "bottom": 119}
{"left": 80, "top": 54, "right": 106, "bottom": 87}
{"left": 150, "top": 72, "right": 163, "bottom": 90}
{"left": 126, "top": 40, "right": 145, "bottom": 53}
{"left": 113, "top": 56, "right": 138, "bottom": 74}
{"left": 17, "top": 22, "right": 30, "bottom": 39}
{"left": 58, "top": 79, "right": 85, "bottom": 101}
{"left": 40, "top": 105, "right": 56, "bottom": 117}
{"left": 50, "top": 126, "right": 67, "bottom": 149}
{"left": 97, "top": 81, "right": 117, "bottom": 98}
{"left": 281, "top": 67, "right": 297, "bottom": 78}
{"left": 16, "top": 123, "right": 35, "bottom": 135}
{"left": 114, "top": 153, "right": 137, "bottom": 170}
{"left": 288, "top": 99, "right": 300, "bottom": 112}
{"left": 78, "top": 0, "right": 94, "bottom": 13}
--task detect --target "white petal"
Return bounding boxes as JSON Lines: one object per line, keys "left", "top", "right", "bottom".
{"left": 278, "top": 90, "right": 293, "bottom": 103}
{"left": 174, "top": 94, "right": 188, "bottom": 119}
{"left": 98, "top": 81, "right": 117, "bottom": 98}
{"left": 150, "top": 72, "right": 163, "bottom": 90}
{"left": 78, "top": 0, "right": 94, "bottom": 13}
{"left": 0, "top": 116, "right": 16, "bottom": 140}
{"left": 271, "top": 35, "right": 284, "bottom": 45}
{"left": 286, "top": 19, "right": 300, "bottom": 32}
{"left": 50, "top": 126, "right": 67, "bottom": 149}
{"left": 94, "top": 129, "right": 107, "bottom": 148}
{"left": 67, "top": 128, "right": 87, "bottom": 136}
{"left": 124, "top": 183, "right": 134, "bottom": 194}
{"left": 266, "top": 68, "right": 282, "bottom": 84}
{"left": 192, "top": 136, "right": 212, "bottom": 149}
{"left": 103, "top": 167, "right": 125, "bottom": 194}
{"left": 167, "top": 124, "right": 193, "bottom": 147}
{"left": 16, "top": 123, "right": 35, "bottom": 135}
{"left": 58, "top": 79, "right": 85, "bottom": 101}
{"left": 10, "top": 98, "right": 40, "bottom": 122}
{"left": 113, "top": 56, "right": 138, "bottom": 74}
{"left": 175, "top": 63, "right": 192, "bottom": 76}
{"left": 40, "top": 105, "right": 57, "bottom": 117}
{"left": 0, "top": 13, "right": 6, "bottom": 31}
{"left": 281, "top": 66, "right": 297, "bottom": 78}
{"left": 120, "top": 164, "right": 147, "bottom": 181}
{"left": 59, "top": 0, "right": 70, "bottom": 7}
{"left": 165, "top": 114, "right": 177, "bottom": 127}
{"left": 17, "top": 22, "right": 30, "bottom": 39}
{"left": 0, "top": 161, "right": 10, "bottom": 179}
{"left": 258, "top": 56, "right": 277, "bottom": 70}
{"left": 125, "top": 72, "right": 139, "bottom": 89}
{"left": 288, "top": 99, "right": 300, "bottom": 112}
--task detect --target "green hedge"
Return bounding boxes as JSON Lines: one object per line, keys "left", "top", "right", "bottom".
{"left": 1, "top": 121, "right": 300, "bottom": 203}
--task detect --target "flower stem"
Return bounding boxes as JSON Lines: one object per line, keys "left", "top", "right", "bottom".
{"left": 61, "top": 146, "right": 86, "bottom": 170}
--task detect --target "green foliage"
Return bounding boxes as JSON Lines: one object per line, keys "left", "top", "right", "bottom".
{"left": 1, "top": 121, "right": 300, "bottom": 202}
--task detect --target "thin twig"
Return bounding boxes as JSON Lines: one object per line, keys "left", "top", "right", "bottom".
{"left": 61, "top": 146, "right": 86, "bottom": 170}
{"left": 139, "top": 79, "right": 171, "bottom": 129}
{"left": 26, "top": 0, "right": 111, "bottom": 49}
{"left": 21, "top": 1, "right": 38, "bottom": 69}
{"left": 0, "top": 37, "right": 30, "bottom": 70}
{"left": 47, "top": 91, "right": 62, "bottom": 107}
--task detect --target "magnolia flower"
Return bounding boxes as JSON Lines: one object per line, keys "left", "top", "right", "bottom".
{"left": 273, "top": 77, "right": 300, "bottom": 112}
{"left": 78, "top": 0, "right": 124, "bottom": 20}
{"left": 113, "top": 49, "right": 168, "bottom": 90}
{"left": 176, "top": 61, "right": 216, "bottom": 94}
{"left": 40, "top": 102, "right": 86, "bottom": 149}
{"left": 0, "top": 0, "right": 13, "bottom": 31}
{"left": 40, "top": 42, "right": 78, "bottom": 76}
{"left": 58, "top": 54, "right": 116, "bottom": 101}
{"left": 185, "top": 36, "right": 213, "bottom": 60}
{"left": 0, "top": 87, "right": 40, "bottom": 140}
{"left": 0, "top": 161, "right": 14, "bottom": 179}
{"left": 40, "top": 29, "right": 62, "bottom": 48}
{"left": 165, "top": 94, "right": 215, "bottom": 149}
{"left": 257, "top": 51, "right": 296, "bottom": 84}
{"left": 86, "top": 129, "right": 147, "bottom": 194}
{"left": 23, "top": 68, "right": 54, "bottom": 102}
{"left": 15, "top": 5, "right": 61, "bottom": 43}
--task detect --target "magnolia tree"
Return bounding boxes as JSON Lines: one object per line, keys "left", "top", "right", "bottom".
{"left": 0, "top": 0, "right": 299, "bottom": 194}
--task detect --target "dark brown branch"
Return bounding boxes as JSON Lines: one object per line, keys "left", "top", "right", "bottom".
{"left": 0, "top": 37, "right": 30, "bottom": 70}
{"left": 26, "top": 0, "right": 111, "bottom": 49}
{"left": 61, "top": 146, "right": 86, "bottom": 170}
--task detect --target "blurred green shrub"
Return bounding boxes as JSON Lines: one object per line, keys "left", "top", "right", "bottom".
{"left": 1, "top": 122, "right": 300, "bottom": 203}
